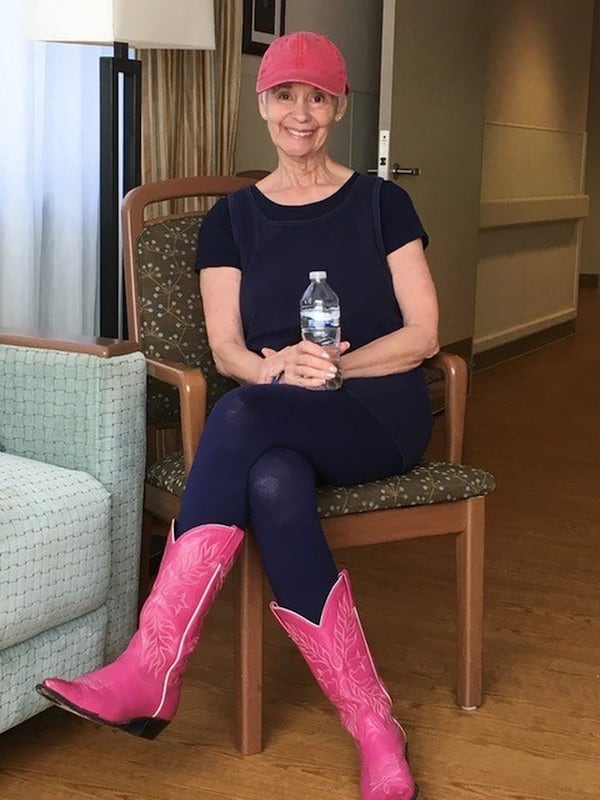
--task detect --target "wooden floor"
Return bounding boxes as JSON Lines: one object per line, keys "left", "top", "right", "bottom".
{"left": 1, "top": 289, "right": 598, "bottom": 800}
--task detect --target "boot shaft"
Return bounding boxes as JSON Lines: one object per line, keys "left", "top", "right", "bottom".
{"left": 271, "top": 571, "right": 393, "bottom": 739}
{"left": 271, "top": 571, "right": 419, "bottom": 800}
{"left": 139, "top": 522, "right": 244, "bottom": 685}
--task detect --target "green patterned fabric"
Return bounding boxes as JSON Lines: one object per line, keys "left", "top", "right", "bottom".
{"left": 0, "top": 452, "right": 111, "bottom": 649}
{"left": 0, "top": 346, "right": 147, "bottom": 662}
{"left": 0, "top": 608, "right": 106, "bottom": 733}
{"left": 0, "top": 343, "right": 147, "bottom": 734}
{"left": 147, "top": 451, "right": 495, "bottom": 514}
{"left": 136, "top": 215, "right": 236, "bottom": 423}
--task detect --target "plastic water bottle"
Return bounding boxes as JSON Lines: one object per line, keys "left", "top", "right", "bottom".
{"left": 300, "top": 270, "right": 342, "bottom": 390}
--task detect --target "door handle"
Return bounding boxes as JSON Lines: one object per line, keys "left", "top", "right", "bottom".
{"left": 367, "top": 163, "right": 421, "bottom": 178}
{"left": 391, "top": 163, "right": 420, "bottom": 177}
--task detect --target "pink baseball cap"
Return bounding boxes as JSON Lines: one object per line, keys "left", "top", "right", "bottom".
{"left": 256, "top": 31, "right": 349, "bottom": 96}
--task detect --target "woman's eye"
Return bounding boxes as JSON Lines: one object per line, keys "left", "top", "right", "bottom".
{"left": 276, "top": 91, "right": 291, "bottom": 101}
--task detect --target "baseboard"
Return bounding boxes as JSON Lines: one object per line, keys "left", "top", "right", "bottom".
{"left": 473, "top": 319, "right": 575, "bottom": 371}
{"left": 579, "top": 273, "right": 600, "bottom": 288}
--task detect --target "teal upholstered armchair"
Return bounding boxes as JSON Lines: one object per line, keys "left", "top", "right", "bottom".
{"left": 0, "top": 333, "right": 146, "bottom": 734}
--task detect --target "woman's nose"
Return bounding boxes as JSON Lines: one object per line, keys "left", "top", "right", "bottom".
{"left": 291, "top": 98, "right": 310, "bottom": 120}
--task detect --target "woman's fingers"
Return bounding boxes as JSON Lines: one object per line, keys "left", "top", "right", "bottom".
{"left": 287, "top": 353, "right": 338, "bottom": 386}
{"left": 289, "top": 342, "right": 341, "bottom": 386}
{"left": 261, "top": 340, "right": 347, "bottom": 387}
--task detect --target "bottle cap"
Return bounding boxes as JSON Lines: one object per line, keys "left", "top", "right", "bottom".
{"left": 309, "top": 270, "right": 327, "bottom": 280}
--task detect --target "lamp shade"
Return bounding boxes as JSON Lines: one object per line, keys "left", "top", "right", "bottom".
{"left": 27, "top": 0, "right": 215, "bottom": 49}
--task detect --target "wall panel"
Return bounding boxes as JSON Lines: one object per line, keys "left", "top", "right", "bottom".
{"left": 474, "top": 0, "right": 595, "bottom": 356}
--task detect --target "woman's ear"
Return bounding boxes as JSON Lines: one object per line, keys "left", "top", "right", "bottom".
{"left": 258, "top": 93, "right": 268, "bottom": 120}
{"left": 335, "top": 95, "right": 348, "bottom": 122}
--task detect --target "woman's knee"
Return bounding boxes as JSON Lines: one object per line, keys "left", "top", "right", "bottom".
{"left": 248, "top": 448, "right": 314, "bottom": 508}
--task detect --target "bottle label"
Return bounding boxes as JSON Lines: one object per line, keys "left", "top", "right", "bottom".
{"left": 301, "top": 309, "right": 340, "bottom": 326}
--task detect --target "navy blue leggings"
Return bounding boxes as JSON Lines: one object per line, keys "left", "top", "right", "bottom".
{"left": 176, "top": 383, "right": 413, "bottom": 623}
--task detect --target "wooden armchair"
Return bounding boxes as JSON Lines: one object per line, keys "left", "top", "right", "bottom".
{"left": 122, "top": 176, "right": 495, "bottom": 756}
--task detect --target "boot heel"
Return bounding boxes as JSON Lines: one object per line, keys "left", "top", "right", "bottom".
{"left": 121, "top": 717, "right": 170, "bottom": 740}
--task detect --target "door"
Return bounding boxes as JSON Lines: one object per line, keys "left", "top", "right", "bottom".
{"left": 378, "top": 0, "right": 489, "bottom": 351}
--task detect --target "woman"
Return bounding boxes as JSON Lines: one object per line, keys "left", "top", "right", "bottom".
{"left": 38, "top": 31, "right": 438, "bottom": 800}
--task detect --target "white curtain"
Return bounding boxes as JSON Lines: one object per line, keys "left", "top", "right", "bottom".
{"left": 0, "top": 0, "right": 104, "bottom": 335}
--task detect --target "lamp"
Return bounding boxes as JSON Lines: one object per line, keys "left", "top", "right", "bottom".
{"left": 27, "top": 0, "right": 216, "bottom": 338}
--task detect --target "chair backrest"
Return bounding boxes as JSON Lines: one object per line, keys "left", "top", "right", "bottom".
{"left": 122, "top": 176, "right": 257, "bottom": 415}
{"left": 122, "top": 176, "right": 466, "bottom": 460}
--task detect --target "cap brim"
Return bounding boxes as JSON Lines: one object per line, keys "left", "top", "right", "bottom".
{"left": 257, "top": 72, "right": 348, "bottom": 96}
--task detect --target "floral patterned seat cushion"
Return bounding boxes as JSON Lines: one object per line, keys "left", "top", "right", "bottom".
{"left": 147, "top": 452, "right": 495, "bottom": 517}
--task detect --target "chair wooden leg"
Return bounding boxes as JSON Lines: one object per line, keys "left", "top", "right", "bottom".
{"left": 455, "top": 496, "right": 485, "bottom": 710}
{"left": 234, "top": 533, "right": 264, "bottom": 755}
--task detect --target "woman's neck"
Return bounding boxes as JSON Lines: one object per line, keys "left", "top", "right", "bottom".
{"left": 258, "top": 155, "right": 354, "bottom": 205}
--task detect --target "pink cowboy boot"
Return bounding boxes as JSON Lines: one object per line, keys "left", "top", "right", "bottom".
{"left": 37, "top": 522, "right": 243, "bottom": 739}
{"left": 271, "top": 571, "right": 419, "bottom": 800}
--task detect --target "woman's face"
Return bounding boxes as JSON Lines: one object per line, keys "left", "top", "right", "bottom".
{"left": 259, "top": 83, "right": 346, "bottom": 160}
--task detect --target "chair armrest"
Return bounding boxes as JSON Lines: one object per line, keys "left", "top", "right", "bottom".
{"left": 0, "top": 329, "right": 138, "bottom": 358}
{"left": 146, "top": 357, "right": 207, "bottom": 473}
{"left": 424, "top": 351, "right": 468, "bottom": 463}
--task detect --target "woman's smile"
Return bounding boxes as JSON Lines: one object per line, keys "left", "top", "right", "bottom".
{"left": 284, "top": 126, "right": 316, "bottom": 138}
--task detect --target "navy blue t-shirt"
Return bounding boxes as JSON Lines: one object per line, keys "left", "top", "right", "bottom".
{"left": 196, "top": 172, "right": 427, "bottom": 274}
{"left": 193, "top": 173, "right": 433, "bottom": 465}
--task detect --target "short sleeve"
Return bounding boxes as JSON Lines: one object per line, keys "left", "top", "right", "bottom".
{"left": 380, "top": 180, "right": 429, "bottom": 254}
{"left": 194, "top": 197, "right": 241, "bottom": 271}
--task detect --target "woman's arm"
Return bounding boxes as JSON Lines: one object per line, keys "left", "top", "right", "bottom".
{"left": 200, "top": 267, "right": 340, "bottom": 387}
{"left": 200, "top": 268, "right": 265, "bottom": 383}
{"left": 340, "top": 239, "right": 439, "bottom": 379}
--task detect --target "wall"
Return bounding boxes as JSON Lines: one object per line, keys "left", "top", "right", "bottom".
{"left": 233, "top": 0, "right": 598, "bottom": 358}
{"left": 234, "top": 0, "right": 382, "bottom": 174}
{"left": 474, "top": 0, "right": 595, "bottom": 356}
{"left": 382, "top": 0, "right": 489, "bottom": 352}
{"left": 581, "top": 2, "right": 600, "bottom": 277}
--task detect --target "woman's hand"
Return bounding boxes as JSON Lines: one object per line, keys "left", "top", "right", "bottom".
{"left": 261, "top": 341, "right": 350, "bottom": 387}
